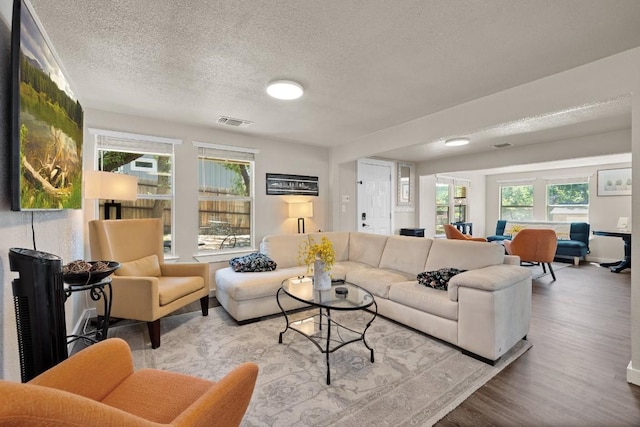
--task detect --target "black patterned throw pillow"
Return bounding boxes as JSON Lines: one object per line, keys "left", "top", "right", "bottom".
{"left": 417, "top": 268, "right": 466, "bottom": 290}
{"left": 229, "top": 253, "right": 277, "bottom": 272}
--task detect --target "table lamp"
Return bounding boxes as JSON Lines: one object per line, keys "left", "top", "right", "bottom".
{"left": 85, "top": 171, "right": 138, "bottom": 219}
{"left": 288, "top": 201, "right": 313, "bottom": 234}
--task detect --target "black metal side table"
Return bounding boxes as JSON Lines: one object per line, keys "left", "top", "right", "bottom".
{"left": 64, "top": 277, "right": 113, "bottom": 345}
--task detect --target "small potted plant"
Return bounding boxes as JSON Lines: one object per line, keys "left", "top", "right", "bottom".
{"left": 298, "top": 236, "right": 335, "bottom": 291}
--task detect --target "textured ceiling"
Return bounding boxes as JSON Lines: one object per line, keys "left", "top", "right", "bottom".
{"left": 27, "top": 0, "right": 640, "bottom": 161}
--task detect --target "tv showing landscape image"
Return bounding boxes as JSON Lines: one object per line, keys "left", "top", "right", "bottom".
{"left": 11, "top": 0, "right": 83, "bottom": 210}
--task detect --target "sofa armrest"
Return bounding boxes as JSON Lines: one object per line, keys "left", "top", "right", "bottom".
{"left": 448, "top": 264, "right": 532, "bottom": 301}
{"left": 161, "top": 263, "right": 210, "bottom": 291}
{"left": 29, "top": 338, "right": 134, "bottom": 401}
{"left": 503, "top": 255, "right": 520, "bottom": 265}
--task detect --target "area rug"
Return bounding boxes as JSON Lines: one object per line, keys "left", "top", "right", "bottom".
{"left": 109, "top": 307, "right": 531, "bottom": 426}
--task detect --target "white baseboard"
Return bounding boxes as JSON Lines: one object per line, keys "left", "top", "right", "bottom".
{"left": 68, "top": 308, "right": 96, "bottom": 353}
{"left": 627, "top": 361, "right": 640, "bottom": 385}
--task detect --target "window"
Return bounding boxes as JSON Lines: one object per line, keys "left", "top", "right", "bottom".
{"left": 500, "top": 184, "right": 533, "bottom": 220}
{"left": 93, "top": 130, "right": 178, "bottom": 254}
{"left": 546, "top": 181, "right": 589, "bottom": 222}
{"left": 435, "top": 183, "right": 450, "bottom": 235}
{"left": 196, "top": 142, "right": 257, "bottom": 253}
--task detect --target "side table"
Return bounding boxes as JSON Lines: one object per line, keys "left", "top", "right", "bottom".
{"left": 64, "top": 277, "right": 113, "bottom": 345}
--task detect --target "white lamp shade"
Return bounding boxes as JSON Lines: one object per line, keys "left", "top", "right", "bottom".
{"left": 84, "top": 171, "right": 138, "bottom": 201}
{"left": 288, "top": 201, "right": 313, "bottom": 218}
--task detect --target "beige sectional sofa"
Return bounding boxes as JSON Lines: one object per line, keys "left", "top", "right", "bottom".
{"left": 215, "top": 231, "right": 532, "bottom": 363}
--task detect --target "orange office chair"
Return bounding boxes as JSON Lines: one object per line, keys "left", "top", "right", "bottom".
{"left": 503, "top": 228, "right": 558, "bottom": 281}
{"left": 444, "top": 224, "right": 488, "bottom": 242}
{"left": 0, "top": 338, "right": 258, "bottom": 426}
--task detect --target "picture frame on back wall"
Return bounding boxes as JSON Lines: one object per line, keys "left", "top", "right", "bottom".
{"left": 597, "top": 167, "right": 632, "bottom": 196}
{"left": 266, "top": 173, "right": 319, "bottom": 196}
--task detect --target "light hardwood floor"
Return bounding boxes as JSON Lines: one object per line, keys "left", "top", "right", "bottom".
{"left": 438, "top": 262, "right": 640, "bottom": 426}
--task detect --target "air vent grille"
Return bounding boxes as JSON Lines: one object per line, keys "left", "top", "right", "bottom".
{"left": 217, "top": 116, "right": 253, "bottom": 128}
{"left": 493, "top": 142, "right": 512, "bottom": 149}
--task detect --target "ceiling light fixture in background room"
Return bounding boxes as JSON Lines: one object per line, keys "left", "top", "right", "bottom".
{"left": 267, "top": 80, "right": 304, "bottom": 100}
{"left": 444, "top": 137, "right": 470, "bottom": 147}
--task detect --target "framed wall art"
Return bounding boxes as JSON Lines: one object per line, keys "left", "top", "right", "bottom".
{"left": 10, "top": 0, "right": 84, "bottom": 210}
{"left": 597, "top": 167, "right": 631, "bottom": 196}
{"left": 266, "top": 173, "right": 318, "bottom": 196}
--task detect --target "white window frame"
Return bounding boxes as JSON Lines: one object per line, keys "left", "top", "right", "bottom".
{"left": 194, "top": 141, "right": 258, "bottom": 256}
{"left": 498, "top": 181, "right": 535, "bottom": 221}
{"left": 89, "top": 128, "right": 180, "bottom": 256}
{"left": 545, "top": 175, "right": 590, "bottom": 222}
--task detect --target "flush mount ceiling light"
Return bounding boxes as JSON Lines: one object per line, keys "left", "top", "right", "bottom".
{"left": 444, "top": 137, "right": 470, "bottom": 147}
{"left": 266, "top": 80, "right": 304, "bottom": 100}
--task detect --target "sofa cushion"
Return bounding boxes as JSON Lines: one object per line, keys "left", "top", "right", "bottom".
{"left": 348, "top": 232, "right": 388, "bottom": 267}
{"left": 417, "top": 268, "right": 466, "bottom": 290}
{"left": 308, "top": 232, "right": 350, "bottom": 262}
{"left": 115, "top": 254, "right": 161, "bottom": 277}
{"left": 425, "top": 239, "right": 504, "bottom": 272}
{"left": 229, "top": 253, "right": 277, "bottom": 272}
{"left": 329, "top": 260, "right": 372, "bottom": 281}
{"left": 215, "top": 266, "right": 307, "bottom": 301}
{"left": 157, "top": 276, "right": 204, "bottom": 306}
{"left": 388, "top": 281, "right": 458, "bottom": 321}
{"left": 378, "top": 236, "right": 433, "bottom": 276}
{"left": 346, "top": 268, "right": 414, "bottom": 299}
{"left": 260, "top": 234, "right": 310, "bottom": 269}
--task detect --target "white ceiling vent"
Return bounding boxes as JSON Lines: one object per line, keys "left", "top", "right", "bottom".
{"left": 217, "top": 116, "right": 253, "bottom": 128}
{"left": 492, "top": 142, "right": 513, "bottom": 149}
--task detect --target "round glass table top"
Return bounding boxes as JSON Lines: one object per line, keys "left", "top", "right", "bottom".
{"left": 280, "top": 276, "right": 374, "bottom": 310}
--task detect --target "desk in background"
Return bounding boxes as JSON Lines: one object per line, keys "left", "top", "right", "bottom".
{"left": 592, "top": 230, "right": 631, "bottom": 273}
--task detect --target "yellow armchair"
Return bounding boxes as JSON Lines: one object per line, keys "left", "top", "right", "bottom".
{"left": 0, "top": 338, "right": 258, "bottom": 426}
{"left": 89, "top": 219, "right": 210, "bottom": 348}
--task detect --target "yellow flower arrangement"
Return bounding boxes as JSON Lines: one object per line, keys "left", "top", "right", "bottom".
{"left": 298, "top": 236, "right": 335, "bottom": 273}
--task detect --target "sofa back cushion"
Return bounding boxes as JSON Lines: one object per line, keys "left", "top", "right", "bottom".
{"left": 308, "top": 232, "right": 350, "bottom": 262}
{"left": 424, "top": 239, "right": 504, "bottom": 271}
{"left": 260, "top": 234, "right": 310, "bottom": 269}
{"left": 379, "top": 236, "right": 433, "bottom": 275}
{"left": 348, "top": 232, "right": 388, "bottom": 267}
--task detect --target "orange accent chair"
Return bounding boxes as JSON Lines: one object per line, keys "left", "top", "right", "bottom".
{"left": 0, "top": 338, "right": 258, "bottom": 426}
{"left": 89, "top": 218, "right": 210, "bottom": 349}
{"left": 503, "top": 228, "right": 558, "bottom": 281}
{"left": 444, "top": 224, "right": 488, "bottom": 242}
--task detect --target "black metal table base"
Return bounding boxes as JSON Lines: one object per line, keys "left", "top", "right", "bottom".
{"left": 64, "top": 278, "right": 113, "bottom": 345}
{"left": 277, "top": 288, "right": 377, "bottom": 385}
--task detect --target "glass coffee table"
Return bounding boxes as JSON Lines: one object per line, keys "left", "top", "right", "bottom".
{"left": 277, "top": 276, "right": 377, "bottom": 385}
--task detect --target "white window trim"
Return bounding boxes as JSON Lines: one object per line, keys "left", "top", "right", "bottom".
{"left": 92, "top": 129, "right": 177, "bottom": 257}
{"left": 195, "top": 141, "right": 257, "bottom": 256}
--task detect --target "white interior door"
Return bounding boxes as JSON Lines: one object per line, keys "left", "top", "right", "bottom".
{"left": 357, "top": 159, "right": 393, "bottom": 234}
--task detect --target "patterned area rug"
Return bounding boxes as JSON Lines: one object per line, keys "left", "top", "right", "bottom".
{"left": 110, "top": 307, "right": 531, "bottom": 426}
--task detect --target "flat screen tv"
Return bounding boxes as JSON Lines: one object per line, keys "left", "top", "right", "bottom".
{"left": 10, "top": 0, "right": 84, "bottom": 211}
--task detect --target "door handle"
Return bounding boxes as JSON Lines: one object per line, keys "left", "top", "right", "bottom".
{"left": 362, "top": 223, "right": 368, "bottom": 227}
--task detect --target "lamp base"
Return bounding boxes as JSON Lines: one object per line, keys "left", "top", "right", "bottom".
{"left": 104, "top": 201, "right": 122, "bottom": 220}
{"left": 297, "top": 218, "right": 305, "bottom": 234}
